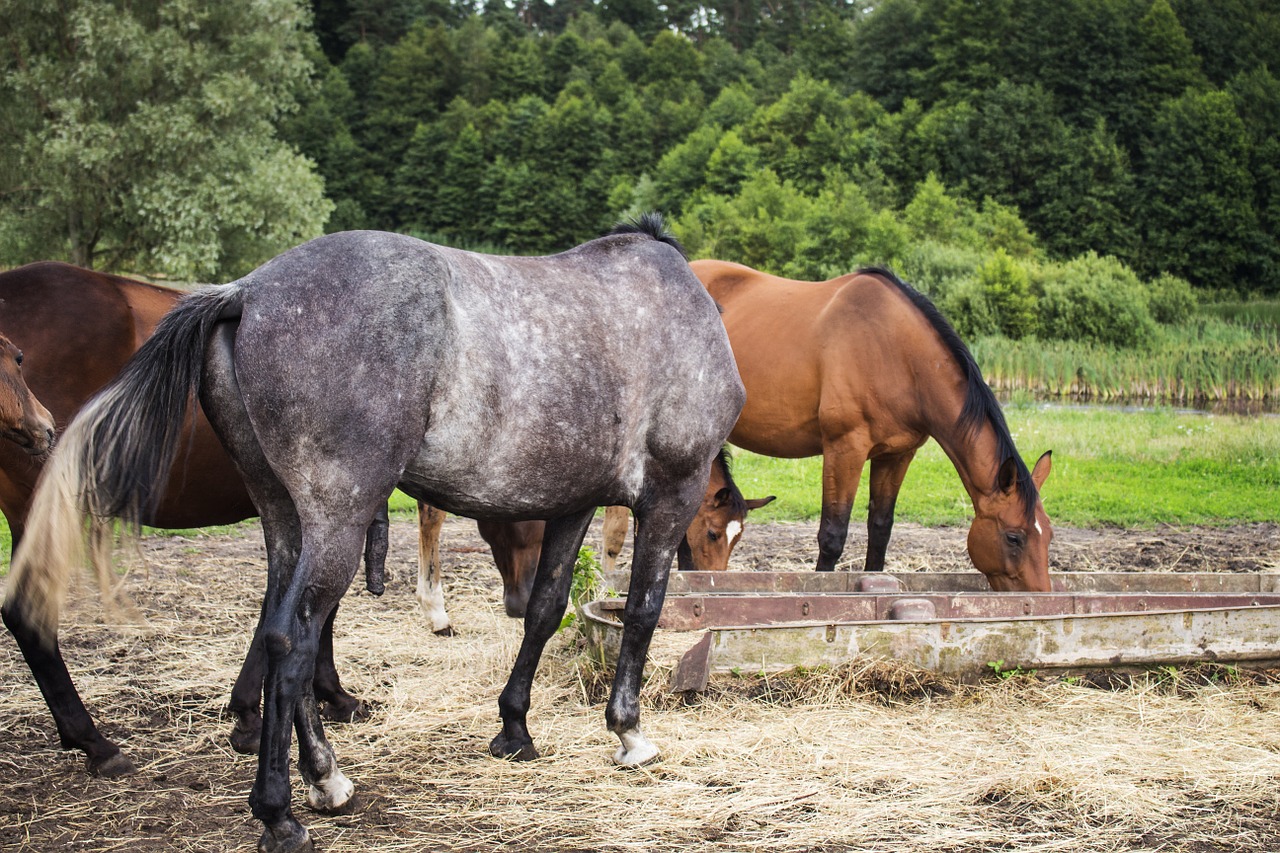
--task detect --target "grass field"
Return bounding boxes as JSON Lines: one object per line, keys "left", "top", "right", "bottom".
{"left": 725, "top": 404, "right": 1280, "bottom": 528}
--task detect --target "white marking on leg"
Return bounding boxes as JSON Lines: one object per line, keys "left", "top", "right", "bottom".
{"left": 306, "top": 767, "right": 354, "bottom": 812}
{"left": 612, "top": 726, "right": 659, "bottom": 766}
{"left": 415, "top": 566, "right": 452, "bottom": 633}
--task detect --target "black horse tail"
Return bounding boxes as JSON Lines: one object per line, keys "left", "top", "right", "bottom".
{"left": 5, "top": 283, "right": 244, "bottom": 645}
{"left": 611, "top": 212, "right": 687, "bottom": 259}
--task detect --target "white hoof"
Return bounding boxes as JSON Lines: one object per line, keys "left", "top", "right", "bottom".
{"left": 612, "top": 728, "right": 660, "bottom": 767}
{"left": 307, "top": 769, "right": 355, "bottom": 812}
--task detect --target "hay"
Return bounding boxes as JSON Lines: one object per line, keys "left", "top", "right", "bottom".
{"left": 2, "top": 516, "right": 1280, "bottom": 851}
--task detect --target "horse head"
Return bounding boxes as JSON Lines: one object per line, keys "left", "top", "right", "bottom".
{"left": 966, "top": 451, "right": 1053, "bottom": 592}
{"left": 0, "top": 335, "right": 55, "bottom": 456}
{"left": 679, "top": 449, "right": 775, "bottom": 571}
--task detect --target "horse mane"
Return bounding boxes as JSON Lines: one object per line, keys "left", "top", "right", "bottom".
{"left": 610, "top": 212, "right": 688, "bottom": 260}
{"left": 857, "top": 266, "right": 1038, "bottom": 522}
{"left": 712, "top": 445, "right": 748, "bottom": 514}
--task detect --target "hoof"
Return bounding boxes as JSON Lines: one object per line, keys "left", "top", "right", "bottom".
{"left": 230, "top": 718, "right": 262, "bottom": 755}
{"left": 88, "top": 750, "right": 137, "bottom": 778}
{"left": 258, "top": 821, "right": 312, "bottom": 853}
{"left": 489, "top": 734, "right": 539, "bottom": 761}
{"left": 433, "top": 625, "right": 457, "bottom": 637}
{"left": 612, "top": 728, "right": 660, "bottom": 767}
{"left": 306, "top": 770, "right": 356, "bottom": 814}
{"left": 319, "top": 697, "right": 368, "bottom": 724}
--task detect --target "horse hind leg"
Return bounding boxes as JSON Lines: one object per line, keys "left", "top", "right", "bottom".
{"left": 253, "top": 524, "right": 366, "bottom": 853}
{"left": 816, "top": 435, "right": 868, "bottom": 572}
{"left": 490, "top": 508, "right": 595, "bottom": 761}
{"left": 414, "top": 501, "right": 453, "bottom": 635}
{"left": 601, "top": 505, "right": 630, "bottom": 573}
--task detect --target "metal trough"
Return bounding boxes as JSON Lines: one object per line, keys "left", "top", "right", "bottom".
{"left": 582, "top": 571, "right": 1280, "bottom": 687}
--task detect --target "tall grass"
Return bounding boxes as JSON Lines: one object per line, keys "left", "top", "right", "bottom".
{"left": 971, "top": 317, "right": 1280, "bottom": 406}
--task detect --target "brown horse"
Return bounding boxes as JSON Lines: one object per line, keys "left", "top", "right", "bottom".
{"left": 0, "top": 262, "right": 391, "bottom": 776}
{"left": 0, "top": 335, "right": 55, "bottom": 458}
{"left": 690, "top": 260, "right": 1053, "bottom": 592}
{"left": 416, "top": 449, "right": 775, "bottom": 635}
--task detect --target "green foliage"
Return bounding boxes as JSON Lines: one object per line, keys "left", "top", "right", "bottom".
{"left": 727, "top": 404, "right": 1280, "bottom": 528}
{"left": 1037, "top": 252, "right": 1158, "bottom": 347}
{"left": 0, "top": 0, "right": 332, "bottom": 279}
{"left": 558, "top": 546, "right": 604, "bottom": 633}
{"left": 977, "top": 249, "right": 1037, "bottom": 339}
{"left": 1146, "top": 272, "right": 1198, "bottom": 324}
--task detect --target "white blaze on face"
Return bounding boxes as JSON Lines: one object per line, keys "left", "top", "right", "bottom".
{"left": 1034, "top": 519, "right": 1043, "bottom": 536}
{"left": 726, "top": 520, "right": 743, "bottom": 547}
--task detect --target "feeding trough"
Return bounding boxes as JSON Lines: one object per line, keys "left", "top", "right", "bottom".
{"left": 582, "top": 571, "right": 1280, "bottom": 687}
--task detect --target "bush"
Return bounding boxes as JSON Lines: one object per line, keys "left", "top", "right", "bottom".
{"left": 939, "top": 276, "right": 1000, "bottom": 339}
{"left": 978, "top": 249, "right": 1037, "bottom": 339}
{"left": 1147, "top": 272, "right": 1198, "bottom": 324}
{"left": 1036, "top": 252, "right": 1157, "bottom": 347}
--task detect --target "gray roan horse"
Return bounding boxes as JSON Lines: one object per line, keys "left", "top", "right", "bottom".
{"left": 9, "top": 217, "right": 744, "bottom": 853}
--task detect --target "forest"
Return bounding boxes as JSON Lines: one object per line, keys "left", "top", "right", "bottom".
{"left": 3, "top": 0, "right": 1280, "bottom": 382}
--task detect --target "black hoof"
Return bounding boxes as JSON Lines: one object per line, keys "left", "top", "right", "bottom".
{"left": 433, "top": 625, "right": 457, "bottom": 637}
{"left": 319, "top": 697, "right": 368, "bottom": 724}
{"left": 88, "top": 750, "right": 136, "bottom": 778}
{"left": 230, "top": 717, "right": 262, "bottom": 755}
{"left": 312, "top": 792, "right": 360, "bottom": 817}
{"left": 258, "top": 820, "right": 312, "bottom": 853}
{"left": 489, "top": 734, "right": 539, "bottom": 761}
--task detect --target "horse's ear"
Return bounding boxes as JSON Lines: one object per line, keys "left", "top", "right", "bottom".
{"left": 711, "top": 487, "right": 735, "bottom": 508}
{"left": 1031, "top": 451, "right": 1052, "bottom": 490}
{"left": 996, "top": 456, "right": 1020, "bottom": 494}
{"left": 744, "top": 495, "right": 776, "bottom": 512}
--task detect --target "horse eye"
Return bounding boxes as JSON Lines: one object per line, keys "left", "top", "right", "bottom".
{"left": 1005, "top": 532, "right": 1024, "bottom": 549}
{"left": 707, "top": 531, "right": 719, "bottom": 542}
{"left": 14, "top": 352, "right": 22, "bottom": 366}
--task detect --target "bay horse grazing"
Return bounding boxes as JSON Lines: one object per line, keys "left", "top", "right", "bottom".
{"left": 10, "top": 219, "right": 743, "bottom": 853}
{"left": 691, "top": 260, "right": 1053, "bottom": 592}
{"left": 0, "top": 334, "right": 55, "bottom": 457}
{"left": 0, "top": 262, "right": 391, "bottom": 777}
{"left": 599, "top": 448, "right": 775, "bottom": 575}
{"left": 416, "top": 451, "right": 775, "bottom": 635}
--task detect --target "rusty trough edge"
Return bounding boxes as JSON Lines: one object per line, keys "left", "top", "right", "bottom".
{"left": 579, "top": 588, "right": 1280, "bottom": 688}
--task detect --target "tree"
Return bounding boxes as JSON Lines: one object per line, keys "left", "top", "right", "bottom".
{"left": 0, "top": 0, "right": 331, "bottom": 279}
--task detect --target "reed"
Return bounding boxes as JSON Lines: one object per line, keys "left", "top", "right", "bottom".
{"left": 970, "top": 318, "right": 1280, "bottom": 407}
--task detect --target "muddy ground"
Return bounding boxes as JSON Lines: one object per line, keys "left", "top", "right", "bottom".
{"left": 0, "top": 516, "right": 1278, "bottom": 852}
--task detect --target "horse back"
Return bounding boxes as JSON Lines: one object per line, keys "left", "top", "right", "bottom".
{"left": 692, "top": 260, "right": 955, "bottom": 456}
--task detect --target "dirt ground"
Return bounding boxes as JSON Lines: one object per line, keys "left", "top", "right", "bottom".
{"left": 1, "top": 516, "right": 1279, "bottom": 852}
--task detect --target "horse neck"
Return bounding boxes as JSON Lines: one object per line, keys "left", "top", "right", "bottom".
{"left": 917, "top": 368, "right": 1003, "bottom": 510}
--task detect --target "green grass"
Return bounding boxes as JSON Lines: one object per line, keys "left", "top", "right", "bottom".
{"left": 730, "top": 404, "right": 1280, "bottom": 528}
{"left": 0, "top": 405, "right": 1272, "bottom": 571}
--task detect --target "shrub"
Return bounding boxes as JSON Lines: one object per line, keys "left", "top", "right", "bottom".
{"left": 978, "top": 249, "right": 1037, "bottom": 339}
{"left": 1036, "top": 252, "right": 1157, "bottom": 347}
{"left": 1147, "top": 272, "right": 1198, "bottom": 324}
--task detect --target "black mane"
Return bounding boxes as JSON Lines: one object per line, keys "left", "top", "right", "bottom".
{"left": 857, "top": 266, "right": 1038, "bottom": 521}
{"left": 610, "top": 212, "right": 687, "bottom": 260}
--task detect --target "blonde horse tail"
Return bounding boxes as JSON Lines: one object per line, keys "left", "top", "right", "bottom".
{"left": 4, "top": 283, "right": 244, "bottom": 645}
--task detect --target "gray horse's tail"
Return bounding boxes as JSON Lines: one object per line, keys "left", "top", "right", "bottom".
{"left": 610, "top": 212, "right": 687, "bottom": 259}
{"left": 5, "top": 284, "right": 243, "bottom": 644}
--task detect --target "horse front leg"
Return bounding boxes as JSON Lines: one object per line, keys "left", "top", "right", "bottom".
{"left": 313, "top": 602, "right": 366, "bottom": 723}
{"left": 490, "top": 508, "right": 595, "bottom": 761}
{"left": 1, "top": 592, "right": 134, "bottom": 777}
{"left": 414, "top": 501, "right": 453, "bottom": 635}
{"left": 607, "top": 490, "right": 693, "bottom": 766}
{"left": 816, "top": 435, "right": 867, "bottom": 571}
{"left": 864, "top": 450, "right": 917, "bottom": 573}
